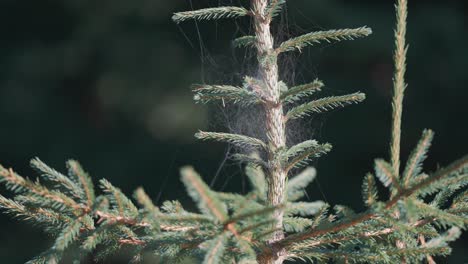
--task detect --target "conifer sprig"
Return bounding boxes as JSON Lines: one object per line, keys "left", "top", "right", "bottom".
{"left": 172, "top": 7, "right": 250, "bottom": 24}
{"left": 285, "top": 92, "right": 365, "bottom": 120}
{"left": 402, "top": 129, "right": 434, "bottom": 186}
{"left": 281, "top": 140, "right": 332, "bottom": 171}
{"left": 362, "top": 173, "right": 379, "bottom": 207}
{"left": 277, "top": 27, "right": 372, "bottom": 53}
{"left": 245, "top": 158, "right": 267, "bottom": 199}
{"left": 286, "top": 167, "right": 316, "bottom": 202}
{"left": 266, "top": 0, "right": 287, "bottom": 19}
{"left": 0, "top": 160, "right": 283, "bottom": 263}
{"left": 390, "top": 0, "right": 409, "bottom": 178}
{"left": 31, "top": 158, "right": 83, "bottom": 200}
{"left": 181, "top": 166, "right": 228, "bottom": 223}
{"left": 374, "top": 159, "right": 403, "bottom": 192}
{"left": 232, "top": 36, "right": 257, "bottom": 48}
{"left": 280, "top": 79, "right": 324, "bottom": 104}
{"left": 232, "top": 153, "right": 268, "bottom": 169}
{"left": 195, "top": 131, "right": 267, "bottom": 149}
{"left": 67, "top": 159, "right": 95, "bottom": 207}
{"left": 275, "top": 155, "right": 468, "bottom": 250}
{"left": 192, "top": 84, "right": 262, "bottom": 106}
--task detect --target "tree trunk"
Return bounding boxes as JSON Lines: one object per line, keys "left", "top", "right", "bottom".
{"left": 251, "top": 0, "right": 287, "bottom": 263}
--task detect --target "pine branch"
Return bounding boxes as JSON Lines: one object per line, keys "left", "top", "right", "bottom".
{"left": 291, "top": 246, "right": 451, "bottom": 263}
{"left": 82, "top": 225, "right": 110, "bottom": 251}
{"left": 431, "top": 173, "right": 467, "bottom": 208}
{"left": 245, "top": 158, "right": 267, "bottom": 199}
{"left": 277, "top": 155, "right": 468, "bottom": 250}
{"left": 94, "top": 210, "right": 150, "bottom": 227}
{"left": 310, "top": 204, "right": 330, "bottom": 230}
{"left": 406, "top": 155, "right": 468, "bottom": 198}
{"left": 280, "top": 79, "right": 324, "bottom": 104}
{"left": 134, "top": 187, "right": 159, "bottom": 215}
{"left": 180, "top": 166, "right": 228, "bottom": 223}
{"left": 67, "top": 160, "right": 95, "bottom": 208}
{"left": 0, "top": 194, "right": 69, "bottom": 228}
{"left": 238, "top": 220, "right": 276, "bottom": 235}
{"left": 374, "top": 159, "right": 403, "bottom": 193}
{"left": 233, "top": 36, "right": 256, "bottom": 48}
{"left": 0, "top": 166, "right": 81, "bottom": 212}
{"left": 285, "top": 201, "right": 325, "bottom": 217}
{"left": 290, "top": 217, "right": 435, "bottom": 253}
{"left": 100, "top": 179, "right": 138, "bottom": 218}
{"left": 285, "top": 92, "right": 365, "bottom": 120}
{"left": 413, "top": 200, "right": 467, "bottom": 229}
{"left": 362, "top": 173, "right": 379, "bottom": 207}
{"left": 286, "top": 167, "right": 317, "bottom": 201}
{"left": 390, "top": 0, "right": 409, "bottom": 180}
{"left": 226, "top": 206, "right": 278, "bottom": 226}
{"left": 282, "top": 141, "right": 332, "bottom": 171}
{"left": 172, "top": 7, "right": 250, "bottom": 24}
{"left": 276, "top": 27, "right": 372, "bottom": 53}
{"left": 402, "top": 129, "right": 434, "bottom": 187}
{"left": 232, "top": 154, "right": 268, "bottom": 169}
{"left": 266, "top": 0, "right": 286, "bottom": 19}
{"left": 193, "top": 84, "right": 262, "bottom": 106}
{"left": 424, "top": 227, "right": 461, "bottom": 248}
{"left": 30, "top": 158, "right": 83, "bottom": 201}
{"left": 235, "top": 240, "right": 258, "bottom": 262}
{"left": 203, "top": 233, "right": 228, "bottom": 264}
{"left": 451, "top": 189, "right": 468, "bottom": 210}
{"left": 53, "top": 220, "right": 81, "bottom": 251}
{"left": 283, "top": 217, "right": 312, "bottom": 233}
{"left": 195, "top": 131, "right": 267, "bottom": 150}
{"left": 388, "top": 1, "right": 411, "bottom": 254}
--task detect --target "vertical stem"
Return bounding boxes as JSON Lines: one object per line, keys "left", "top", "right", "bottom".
{"left": 391, "top": 1, "right": 408, "bottom": 263}
{"left": 251, "top": 0, "right": 287, "bottom": 263}
{"left": 390, "top": 0, "right": 408, "bottom": 178}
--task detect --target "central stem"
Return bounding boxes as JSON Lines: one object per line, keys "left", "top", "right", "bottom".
{"left": 252, "top": 0, "right": 287, "bottom": 263}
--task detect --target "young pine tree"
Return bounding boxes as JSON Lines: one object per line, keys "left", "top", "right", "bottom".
{"left": 0, "top": 0, "right": 466, "bottom": 263}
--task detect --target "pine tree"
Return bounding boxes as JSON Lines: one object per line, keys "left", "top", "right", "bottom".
{"left": 0, "top": 0, "right": 466, "bottom": 263}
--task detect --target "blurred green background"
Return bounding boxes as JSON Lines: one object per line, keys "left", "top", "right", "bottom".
{"left": 0, "top": 0, "right": 466, "bottom": 263}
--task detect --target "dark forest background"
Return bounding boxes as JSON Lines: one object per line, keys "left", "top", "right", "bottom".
{"left": 0, "top": 0, "right": 467, "bottom": 263}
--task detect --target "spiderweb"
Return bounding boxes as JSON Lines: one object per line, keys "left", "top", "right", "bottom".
{"left": 173, "top": 0, "right": 333, "bottom": 202}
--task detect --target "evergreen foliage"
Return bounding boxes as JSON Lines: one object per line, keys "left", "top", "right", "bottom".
{"left": 285, "top": 93, "right": 366, "bottom": 121}
{"left": 276, "top": 27, "right": 372, "bottom": 54}
{"left": 0, "top": 0, "right": 466, "bottom": 263}
{"left": 280, "top": 79, "right": 324, "bottom": 105}
{"left": 172, "top": 7, "right": 250, "bottom": 24}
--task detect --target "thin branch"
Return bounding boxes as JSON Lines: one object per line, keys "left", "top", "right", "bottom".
{"left": 276, "top": 27, "right": 372, "bottom": 53}
{"left": 276, "top": 155, "right": 467, "bottom": 249}
{"left": 172, "top": 7, "right": 250, "bottom": 24}
{"left": 195, "top": 131, "right": 267, "bottom": 150}
{"left": 390, "top": 0, "right": 408, "bottom": 178}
